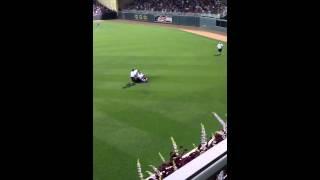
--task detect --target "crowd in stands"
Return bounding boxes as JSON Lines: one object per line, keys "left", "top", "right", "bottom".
{"left": 93, "top": 0, "right": 103, "bottom": 16}
{"left": 93, "top": 0, "right": 117, "bottom": 19}
{"left": 123, "top": 0, "right": 227, "bottom": 17}
{"left": 139, "top": 113, "right": 227, "bottom": 180}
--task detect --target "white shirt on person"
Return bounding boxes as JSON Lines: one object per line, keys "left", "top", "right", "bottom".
{"left": 130, "top": 69, "right": 139, "bottom": 77}
{"left": 137, "top": 72, "right": 144, "bottom": 79}
{"left": 130, "top": 71, "right": 137, "bottom": 77}
{"left": 217, "top": 43, "right": 224, "bottom": 50}
{"left": 133, "top": 69, "right": 138, "bottom": 76}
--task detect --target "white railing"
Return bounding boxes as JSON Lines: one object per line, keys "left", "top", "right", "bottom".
{"left": 139, "top": 112, "right": 227, "bottom": 180}
{"left": 164, "top": 139, "right": 227, "bottom": 180}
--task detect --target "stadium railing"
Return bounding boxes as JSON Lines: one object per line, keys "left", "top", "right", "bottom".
{"left": 164, "top": 139, "right": 227, "bottom": 180}
{"left": 139, "top": 112, "right": 227, "bottom": 180}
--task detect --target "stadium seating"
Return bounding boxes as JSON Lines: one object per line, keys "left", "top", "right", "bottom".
{"left": 122, "top": 0, "right": 227, "bottom": 17}
{"left": 93, "top": 0, "right": 117, "bottom": 19}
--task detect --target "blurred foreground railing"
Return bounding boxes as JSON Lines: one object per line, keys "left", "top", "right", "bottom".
{"left": 137, "top": 112, "right": 227, "bottom": 180}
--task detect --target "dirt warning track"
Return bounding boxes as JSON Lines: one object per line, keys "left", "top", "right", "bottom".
{"left": 179, "top": 29, "right": 227, "bottom": 42}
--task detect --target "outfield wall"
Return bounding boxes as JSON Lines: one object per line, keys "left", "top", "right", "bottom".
{"left": 118, "top": 11, "right": 227, "bottom": 33}
{"left": 93, "top": 14, "right": 102, "bottom": 20}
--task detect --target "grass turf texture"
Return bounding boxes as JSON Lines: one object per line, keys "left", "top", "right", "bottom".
{"left": 93, "top": 21, "right": 227, "bottom": 180}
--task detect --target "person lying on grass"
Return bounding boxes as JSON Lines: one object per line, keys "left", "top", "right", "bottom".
{"left": 137, "top": 70, "right": 148, "bottom": 82}
{"left": 130, "top": 68, "right": 148, "bottom": 83}
{"left": 130, "top": 68, "right": 138, "bottom": 83}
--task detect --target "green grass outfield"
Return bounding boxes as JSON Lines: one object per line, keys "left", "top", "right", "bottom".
{"left": 93, "top": 21, "right": 227, "bottom": 180}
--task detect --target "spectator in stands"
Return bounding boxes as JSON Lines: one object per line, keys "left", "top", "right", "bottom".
{"left": 93, "top": 0, "right": 117, "bottom": 19}
{"left": 123, "top": 0, "right": 227, "bottom": 17}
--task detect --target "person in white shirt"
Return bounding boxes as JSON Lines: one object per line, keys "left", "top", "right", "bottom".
{"left": 129, "top": 68, "right": 148, "bottom": 83}
{"left": 137, "top": 71, "right": 144, "bottom": 80}
{"left": 130, "top": 69, "right": 138, "bottom": 83}
{"left": 137, "top": 71, "right": 148, "bottom": 82}
{"left": 133, "top": 69, "right": 138, "bottom": 76}
{"left": 217, "top": 42, "right": 224, "bottom": 55}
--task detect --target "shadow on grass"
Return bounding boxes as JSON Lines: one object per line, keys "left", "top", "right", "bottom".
{"left": 122, "top": 81, "right": 151, "bottom": 89}
{"left": 122, "top": 82, "right": 136, "bottom": 89}
{"left": 122, "top": 76, "right": 154, "bottom": 89}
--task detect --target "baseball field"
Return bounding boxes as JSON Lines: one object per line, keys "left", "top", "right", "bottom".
{"left": 93, "top": 20, "right": 227, "bottom": 180}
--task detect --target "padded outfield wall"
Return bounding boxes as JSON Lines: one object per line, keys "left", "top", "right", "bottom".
{"left": 118, "top": 11, "right": 227, "bottom": 33}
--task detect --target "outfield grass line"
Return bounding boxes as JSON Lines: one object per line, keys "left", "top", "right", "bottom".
{"left": 95, "top": 98, "right": 224, "bottom": 132}
{"left": 95, "top": 99, "right": 197, "bottom": 128}
{"left": 94, "top": 127, "right": 158, "bottom": 157}
{"left": 94, "top": 115, "right": 172, "bottom": 160}
{"left": 94, "top": 137, "right": 137, "bottom": 179}
{"left": 108, "top": 98, "right": 226, "bottom": 124}
{"left": 109, "top": 19, "right": 227, "bottom": 36}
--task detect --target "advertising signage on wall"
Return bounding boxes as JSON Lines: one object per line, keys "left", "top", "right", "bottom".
{"left": 154, "top": 16, "right": 172, "bottom": 23}
{"left": 134, "top": 14, "right": 148, "bottom": 21}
